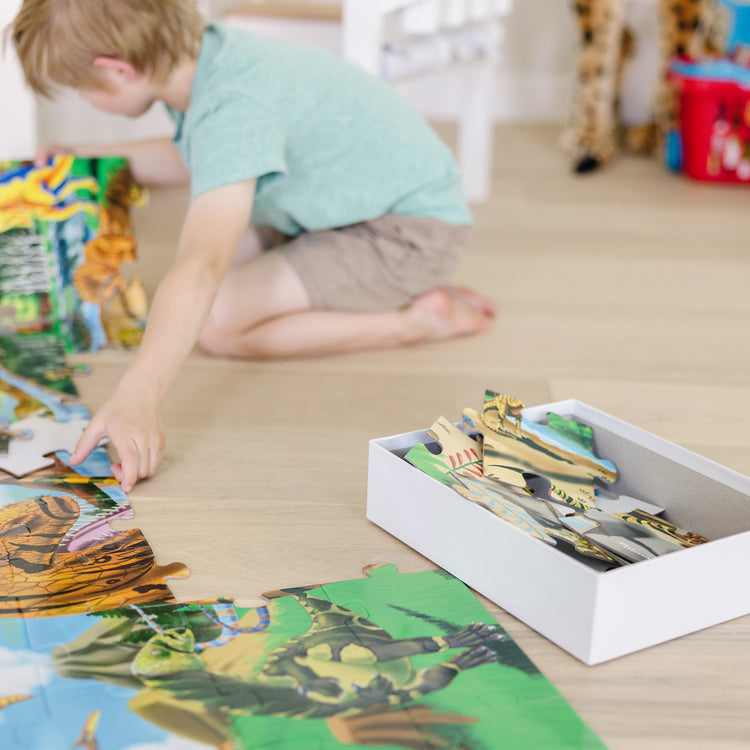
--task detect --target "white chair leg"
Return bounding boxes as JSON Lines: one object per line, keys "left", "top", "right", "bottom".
{"left": 458, "top": 60, "right": 495, "bottom": 203}
{"left": 341, "top": 2, "right": 387, "bottom": 75}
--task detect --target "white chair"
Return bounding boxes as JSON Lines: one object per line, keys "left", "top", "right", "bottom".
{"left": 216, "top": 1, "right": 514, "bottom": 202}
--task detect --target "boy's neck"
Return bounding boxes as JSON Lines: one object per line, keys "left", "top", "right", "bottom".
{"left": 158, "top": 56, "right": 198, "bottom": 113}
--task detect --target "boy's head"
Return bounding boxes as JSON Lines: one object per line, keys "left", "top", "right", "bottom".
{"left": 10, "top": 0, "right": 205, "bottom": 98}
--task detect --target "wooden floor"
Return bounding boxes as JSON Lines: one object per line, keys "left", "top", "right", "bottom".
{"left": 72, "top": 124, "right": 750, "bottom": 749}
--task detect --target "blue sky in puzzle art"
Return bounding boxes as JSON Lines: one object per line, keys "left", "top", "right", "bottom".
{"left": 518, "top": 418, "right": 616, "bottom": 474}
{"left": 56, "top": 445, "right": 120, "bottom": 478}
{"left": 0, "top": 614, "right": 205, "bottom": 750}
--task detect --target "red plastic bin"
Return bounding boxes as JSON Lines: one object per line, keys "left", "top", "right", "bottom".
{"left": 671, "top": 60, "right": 750, "bottom": 184}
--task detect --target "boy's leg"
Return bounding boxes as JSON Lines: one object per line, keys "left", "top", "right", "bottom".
{"left": 199, "top": 259, "right": 493, "bottom": 359}
{"left": 231, "top": 224, "right": 286, "bottom": 266}
{"left": 242, "top": 287, "right": 493, "bottom": 358}
{"left": 198, "top": 217, "right": 495, "bottom": 359}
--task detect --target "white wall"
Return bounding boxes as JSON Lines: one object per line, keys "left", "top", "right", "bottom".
{"left": 6, "top": 0, "right": 577, "bottom": 155}
{"left": 35, "top": 93, "right": 176, "bottom": 148}
{"left": 0, "top": 0, "right": 36, "bottom": 159}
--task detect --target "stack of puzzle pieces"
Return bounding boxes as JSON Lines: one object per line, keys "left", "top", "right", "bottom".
{"left": 405, "top": 390, "right": 710, "bottom": 569}
{"left": 0, "top": 160, "right": 605, "bottom": 749}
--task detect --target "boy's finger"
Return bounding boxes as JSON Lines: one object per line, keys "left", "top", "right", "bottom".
{"left": 116, "top": 441, "right": 141, "bottom": 493}
{"left": 70, "top": 422, "right": 104, "bottom": 465}
{"left": 139, "top": 441, "right": 152, "bottom": 481}
{"left": 149, "top": 444, "right": 163, "bottom": 478}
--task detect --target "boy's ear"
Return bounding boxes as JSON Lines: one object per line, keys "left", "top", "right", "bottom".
{"left": 93, "top": 56, "right": 139, "bottom": 82}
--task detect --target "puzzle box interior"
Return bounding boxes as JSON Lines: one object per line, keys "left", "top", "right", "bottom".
{"left": 367, "top": 399, "right": 750, "bottom": 665}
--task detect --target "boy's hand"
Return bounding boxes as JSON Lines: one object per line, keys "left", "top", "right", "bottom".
{"left": 34, "top": 144, "right": 75, "bottom": 167}
{"left": 70, "top": 383, "right": 164, "bottom": 493}
{"left": 65, "top": 181, "right": 255, "bottom": 492}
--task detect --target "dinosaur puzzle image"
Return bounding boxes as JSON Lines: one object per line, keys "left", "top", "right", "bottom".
{"left": 0, "top": 361, "right": 188, "bottom": 617}
{"left": 0, "top": 175, "right": 604, "bottom": 748}
{"left": 0, "top": 331, "right": 603, "bottom": 750}
{"left": 463, "top": 390, "right": 618, "bottom": 507}
{"left": 0, "top": 565, "right": 605, "bottom": 750}
{"left": 0, "top": 156, "right": 147, "bottom": 351}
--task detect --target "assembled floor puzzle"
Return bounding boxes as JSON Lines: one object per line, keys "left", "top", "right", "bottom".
{"left": 0, "top": 160, "right": 605, "bottom": 749}
{"left": 0, "top": 353, "right": 605, "bottom": 748}
{"left": 1, "top": 564, "right": 606, "bottom": 749}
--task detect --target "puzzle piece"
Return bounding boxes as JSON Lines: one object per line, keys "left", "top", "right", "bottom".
{"left": 0, "top": 331, "right": 78, "bottom": 395}
{"left": 404, "top": 415, "right": 483, "bottom": 485}
{"left": 0, "top": 363, "right": 89, "bottom": 423}
{"left": 399, "top": 408, "right": 621, "bottom": 566}
{"left": 0, "top": 415, "right": 88, "bottom": 477}
{"left": 612, "top": 508, "right": 709, "bottom": 549}
{"left": 450, "top": 472, "right": 618, "bottom": 566}
{"left": 593, "top": 488, "right": 665, "bottom": 516}
{"left": 0, "top": 157, "right": 147, "bottom": 352}
{"left": 560, "top": 507, "right": 701, "bottom": 564}
{"left": 0, "top": 491, "right": 188, "bottom": 618}
{"left": 0, "top": 463, "right": 129, "bottom": 517}
{"left": 462, "top": 390, "right": 617, "bottom": 508}
{"left": 0, "top": 423, "right": 32, "bottom": 455}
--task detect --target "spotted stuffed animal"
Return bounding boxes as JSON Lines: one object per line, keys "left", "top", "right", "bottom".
{"left": 564, "top": 0, "right": 729, "bottom": 172}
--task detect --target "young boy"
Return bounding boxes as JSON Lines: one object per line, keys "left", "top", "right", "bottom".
{"left": 9, "top": 0, "right": 495, "bottom": 492}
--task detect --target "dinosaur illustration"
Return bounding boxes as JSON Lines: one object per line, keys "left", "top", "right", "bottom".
{"left": 0, "top": 494, "right": 186, "bottom": 617}
{"left": 462, "top": 390, "right": 617, "bottom": 507}
{"left": 1, "top": 157, "right": 148, "bottom": 349}
{"left": 52, "top": 584, "right": 505, "bottom": 748}
{"left": 73, "top": 164, "right": 140, "bottom": 305}
{"left": 129, "top": 591, "right": 500, "bottom": 719}
{"left": 0, "top": 157, "right": 98, "bottom": 233}
{"left": 483, "top": 392, "right": 524, "bottom": 436}
{"left": 71, "top": 163, "right": 147, "bottom": 345}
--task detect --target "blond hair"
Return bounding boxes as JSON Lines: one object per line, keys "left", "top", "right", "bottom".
{"left": 9, "top": 0, "right": 205, "bottom": 97}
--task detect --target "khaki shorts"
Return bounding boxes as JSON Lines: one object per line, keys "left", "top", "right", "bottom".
{"left": 262, "top": 214, "right": 470, "bottom": 311}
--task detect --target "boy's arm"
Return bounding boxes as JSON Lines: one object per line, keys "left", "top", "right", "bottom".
{"left": 35, "top": 138, "right": 190, "bottom": 187}
{"left": 70, "top": 179, "right": 257, "bottom": 491}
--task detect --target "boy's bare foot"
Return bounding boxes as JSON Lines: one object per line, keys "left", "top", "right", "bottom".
{"left": 405, "top": 287, "right": 495, "bottom": 343}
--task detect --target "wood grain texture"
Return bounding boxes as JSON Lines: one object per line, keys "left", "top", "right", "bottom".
{"left": 222, "top": 1, "right": 342, "bottom": 21}
{"left": 72, "top": 125, "right": 750, "bottom": 749}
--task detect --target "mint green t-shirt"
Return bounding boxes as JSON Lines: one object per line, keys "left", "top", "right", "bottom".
{"left": 167, "top": 24, "right": 471, "bottom": 236}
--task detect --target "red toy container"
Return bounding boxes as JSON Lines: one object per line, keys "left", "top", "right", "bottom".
{"left": 671, "top": 61, "right": 750, "bottom": 184}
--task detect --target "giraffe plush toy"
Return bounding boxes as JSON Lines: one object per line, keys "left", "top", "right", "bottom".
{"left": 563, "top": 0, "right": 730, "bottom": 172}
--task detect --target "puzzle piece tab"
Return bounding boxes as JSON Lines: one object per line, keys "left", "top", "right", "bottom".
{"left": 0, "top": 415, "right": 88, "bottom": 477}
{"left": 404, "top": 415, "right": 483, "bottom": 485}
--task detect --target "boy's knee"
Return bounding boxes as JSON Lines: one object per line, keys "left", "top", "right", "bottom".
{"left": 197, "top": 309, "right": 236, "bottom": 357}
{"left": 196, "top": 325, "right": 226, "bottom": 357}
{"left": 197, "top": 314, "right": 273, "bottom": 360}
